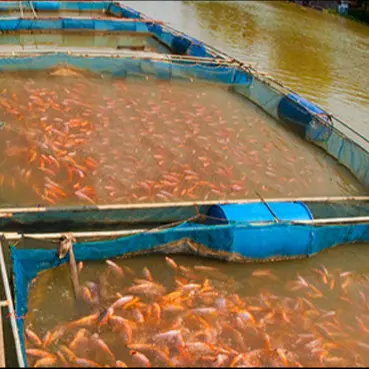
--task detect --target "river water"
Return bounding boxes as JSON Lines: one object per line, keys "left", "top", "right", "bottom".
{"left": 123, "top": 0, "right": 369, "bottom": 142}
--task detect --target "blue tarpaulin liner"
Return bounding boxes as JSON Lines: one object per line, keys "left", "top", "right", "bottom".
{"left": 0, "top": 1, "right": 113, "bottom": 12}
{"left": 0, "top": 18, "right": 154, "bottom": 33}
{"left": 11, "top": 219, "right": 369, "bottom": 366}
{"left": 0, "top": 18, "right": 213, "bottom": 57}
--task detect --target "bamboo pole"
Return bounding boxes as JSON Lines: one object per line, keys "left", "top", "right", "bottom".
{"left": 0, "top": 195, "right": 368, "bottom": 216}
{"left": 29, "top": 1, "right": 37, "bottom": 18}
{"left": 19, "top": 1, "right": 24, "bottom": 18}
{"left": 0, "top": 48, "right": 236, "bottom": 66}
{"left": 0, "top": 239, "right": 25, "bottom": 367}
{"left": 0, "top": 16, "right": 166, "bottom": 23}
{"left": 2, "top": 213, "right": 369, "bottom": 241}
{"left": 0, "top": 300, "right": 6, "bottom": 368}
{"left": 2, "top": 228, "right": 148, "bottom": 240}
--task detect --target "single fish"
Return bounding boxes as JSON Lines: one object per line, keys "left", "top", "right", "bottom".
{"left": 73, "top": 357, "right": 102, "bottom": 367}
{"left": 105, "top": 260, "right": 124, "bottom": 278}
{"left": 25, "top": 349, "right": 53, "bottom": 358}
{"left": 90, "top": 334, "right": 115, "bottom": 365}
{"left": 130, "top": 351, "right": 152, "bottom": 368}
{"left": 25, "top": 328, "right": 42, "bottom": 347}
{"left": 33, "top": 356, "right": 57, "bottom": 368}
{"left": 165, "top": 256, "right": 178, "bottom": 269}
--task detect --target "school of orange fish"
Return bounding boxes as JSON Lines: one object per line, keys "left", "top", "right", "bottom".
{"left": 24, "top": 256, "right": 369, "bottom": 368}
{"left": 0, "top": 71, "right": 362, "bottom": 207}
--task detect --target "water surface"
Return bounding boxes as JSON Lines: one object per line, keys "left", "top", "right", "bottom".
{"left": 123, "top": 0, "right": 369, "bottom": 142}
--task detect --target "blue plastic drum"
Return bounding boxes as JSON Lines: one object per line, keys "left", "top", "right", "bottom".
{"left": 206, "top": 202, "right": 314, "bottom": 258}
{"left": 33, "top": 2, "right": 60, "bottom": 11}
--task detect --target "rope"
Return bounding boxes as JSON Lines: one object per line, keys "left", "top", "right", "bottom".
{"left": 29, "top": 1, "right": 37, "bottom": 19}
{"left": 19, "top": 1, "right": 24, "bottom": 18}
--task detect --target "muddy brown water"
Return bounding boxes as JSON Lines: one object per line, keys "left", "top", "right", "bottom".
{"left": 23, "top": 243, "right": 369, "bottom": 367}
{"left": 0, "top": 32, "right": 170, "bottom": 53}
{"left": 0, "top": 70, "right": 365, "bottom": 207}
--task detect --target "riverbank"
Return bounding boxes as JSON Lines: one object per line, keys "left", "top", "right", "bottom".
{"left": 327, "top": 7, "right": 369, "bottom": 26}
{"left": 344, "top": 8, "right": 369, "bottom": 25}
{"left": 288, "top": 0, "right": 369, "bottom": 25}
{"left": 287, "top": 0, "right": 337, "bottom": 11}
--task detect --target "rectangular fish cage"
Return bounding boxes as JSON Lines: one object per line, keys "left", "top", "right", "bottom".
{"left": 0, "top": 1, "right": 369, "bottom": 367}
{"left": 0, "top": 1, "right": 218, "bottom": 56}
{"left": 2, "top": 196, "right": 369, "bottom": 367}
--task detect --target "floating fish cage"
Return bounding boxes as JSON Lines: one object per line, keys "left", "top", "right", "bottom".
{"left": 0, "top": 1, "right": 368, "bottom": 367}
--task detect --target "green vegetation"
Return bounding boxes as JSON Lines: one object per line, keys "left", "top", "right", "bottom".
{"left": 328, "top": 1, "right": 369, "bottom": 26}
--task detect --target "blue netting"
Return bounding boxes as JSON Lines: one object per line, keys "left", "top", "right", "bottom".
{"left": 11, "top": 220, "right": 369, "bottom": 366}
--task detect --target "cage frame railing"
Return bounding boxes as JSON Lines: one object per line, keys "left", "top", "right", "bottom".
{"left": 1, "top": 195, "right": 369, "bottom": 214}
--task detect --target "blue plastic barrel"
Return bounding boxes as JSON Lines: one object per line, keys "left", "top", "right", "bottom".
{"left": 32, "top": 2, "right": 60, "bottom": 11}
{"left": 278, "top": 93, "right": 332, "bottom": 141}
{"left": 206, "top": 202, "right": 314, "bottom": 258}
